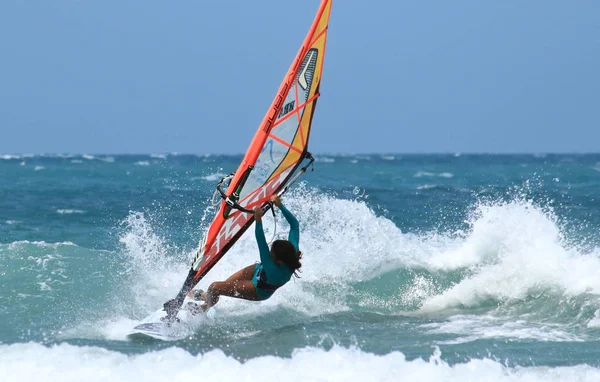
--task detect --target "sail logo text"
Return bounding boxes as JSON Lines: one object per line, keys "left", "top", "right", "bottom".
{"left": 278, "top": 101, "right": 295, "bottom": 119}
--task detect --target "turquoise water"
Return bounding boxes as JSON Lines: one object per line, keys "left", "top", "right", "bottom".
{"left": 2, "top": 153, "right": 600, "bottom": 381}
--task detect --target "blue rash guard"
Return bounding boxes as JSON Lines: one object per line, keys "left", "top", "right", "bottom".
{"left": 251, "top": 204, "right": 299, "bottom": 300}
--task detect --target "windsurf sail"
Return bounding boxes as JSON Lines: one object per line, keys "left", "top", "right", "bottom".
{"left": 164, "top": 0, "right": 332, "bottom": 317}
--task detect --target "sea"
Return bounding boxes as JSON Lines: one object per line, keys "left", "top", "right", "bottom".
{"left": 2, "top": 153, "right": 600, "bottom": 381}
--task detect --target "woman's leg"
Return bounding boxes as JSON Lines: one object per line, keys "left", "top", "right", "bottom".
{"left": 224, "top": 264, "right": 257, "bottom": 282}
{"left": 202, "top": 264, "right": 260, "bottom": 310}
{"left": 189, "top": 264, "right": 256, "bottom": 300}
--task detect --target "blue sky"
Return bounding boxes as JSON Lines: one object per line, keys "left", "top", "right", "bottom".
{"left": 1, "top": 0, "right": 599, "bottom": 154}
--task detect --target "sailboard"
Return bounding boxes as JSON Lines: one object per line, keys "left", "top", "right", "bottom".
{"left": 157, "top": 0, "right": 331, "bottom": 322}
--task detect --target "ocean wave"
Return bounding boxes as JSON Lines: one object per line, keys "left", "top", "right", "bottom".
{"left": 34, "top": 166, "right": 45, "bottom": 171}
{"left": 56, "top": 209, "right": 86, "bottom": 215}
{"left": 415, "top": 171, "right": 436, "bottom": 177}
{"left": 150, "top": 154, "right": 167, "bottom": 159}
{"left": 419, "top": 314, "right": 583, "bottom": 344}
{"left": 2, "top": 240, "right": 77, "bottom": 250}
{"left": 119, "top": 186, "right": 597, "bottom": 307}
{"left": 0, "top": 343, "right": 598, "bottom": 382}
{"left": 0, "top": 154, "right": 21, "bottom": 160}
{"left": 413, "top": 198, "right": 600, "bottom": 324}
{"left": 110, "top": 186, "right": 600, "bottom": 343}
{"left": 414, "top": 171, "right": 454, "bottom": 178}
{"left": 417, "top": 184, "right": 440, "bottom": 190}
{"left": 135, "top": 161, "right": 150, "bottom": 166}
{"left": 314, "top": 156, "right": 335, "bottom": 163}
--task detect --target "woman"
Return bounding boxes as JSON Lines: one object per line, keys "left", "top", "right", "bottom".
{"left": 188, "top": 195, "right": 301, "bottom": 311}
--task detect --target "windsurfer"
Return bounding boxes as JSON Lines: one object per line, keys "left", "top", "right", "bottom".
{"left": 188, "top": 195, "right": 302, "bottom": 310}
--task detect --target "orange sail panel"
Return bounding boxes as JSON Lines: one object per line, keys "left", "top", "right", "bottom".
{"left": 190, "top": 0, "right": 332, "bottom": 280}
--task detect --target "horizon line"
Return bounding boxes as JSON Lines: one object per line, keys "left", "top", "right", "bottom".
{"left": 1, "top": 152, "right": 600, "bottom": 156}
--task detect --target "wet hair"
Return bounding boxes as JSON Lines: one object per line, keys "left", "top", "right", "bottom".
{"left": 270, "top": 239, "right": 302, "bottom": 277}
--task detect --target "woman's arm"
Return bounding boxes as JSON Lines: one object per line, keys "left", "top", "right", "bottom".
{"left": 271, "top": 196, "right": 299, "bottom": 250}
{"left": 254, "top": 207, "right": 271, "bottom": 264}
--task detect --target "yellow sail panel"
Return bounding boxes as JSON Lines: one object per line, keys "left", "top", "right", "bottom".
{"left": 270, "top": 147, "right": 303, "bottom": 181}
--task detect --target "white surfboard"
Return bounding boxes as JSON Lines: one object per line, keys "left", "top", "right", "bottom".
{"left": 127, "top": 300, "right": 211, "bottom": 341}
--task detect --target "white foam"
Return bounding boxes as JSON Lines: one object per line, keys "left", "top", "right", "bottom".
{"left": 418, "top": 200, "right": 600, "bottom": 313}
{"left": 82, "top": 154, "right": 95, "bottom": 160}
{"left": 135, "top": 161, "right": 150, "bottom": 166}
{"left": 417, "top": 184, "right": 439, "bottom": 190}
{"left": 56, "top": 209, "right": 86, "bottom": 215}
{"left": 382, "top": 155, "right": 395, "bottom": 160}
{"left": 587, "top": 309, "right": 600, "bottom": 328}
{"left": 1, "top": 343, "right": 599, "bottom": 382}
{"left": 420, "top": 315, "right": 582, "bottom": 343}
{"left": 34, "top": 166, "right": 45, "bottom": 171}
{"left": 118, "top": 212, "right": 190, "bottom": 315}
{"left": 150, "top": 154, "right": 167, "bottom": 159}
{"left": 99, "top": 156, "right": 115, "bottom": 163}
